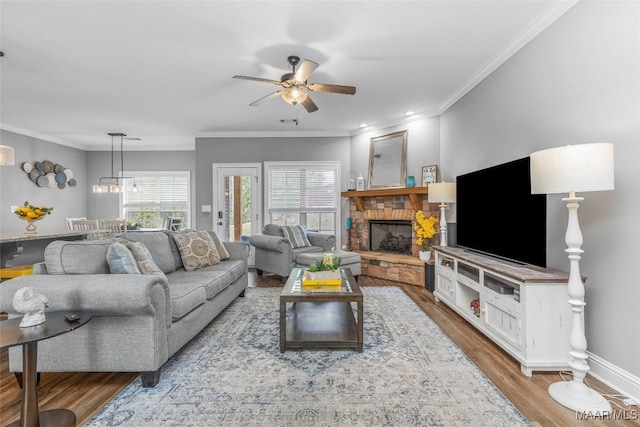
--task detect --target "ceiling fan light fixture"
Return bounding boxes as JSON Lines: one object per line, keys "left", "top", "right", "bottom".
{"left": 281, "top": 86, "right": 308, "bottom": 105}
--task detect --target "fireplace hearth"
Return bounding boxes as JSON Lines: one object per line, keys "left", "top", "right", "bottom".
{"left": 369, "top": 220, "right": 412, "bottom": 255}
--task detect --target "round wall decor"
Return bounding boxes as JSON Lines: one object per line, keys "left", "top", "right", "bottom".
{"left": 23, "top": 160, "right": 77, "bottom": 190}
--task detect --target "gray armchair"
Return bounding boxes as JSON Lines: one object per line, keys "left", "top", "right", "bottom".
{"left": 250, "top": 224, "right": 336, "bottom": 280}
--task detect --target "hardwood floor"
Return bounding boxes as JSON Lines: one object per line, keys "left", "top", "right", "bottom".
{"left": 1, "top": 271, "right": 638, "bottom": 426}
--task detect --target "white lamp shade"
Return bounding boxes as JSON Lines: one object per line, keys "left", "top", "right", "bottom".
{"left": 428, "top": 182, "right": 456, "bottom": 203}
{"left": 0, "top": 145, "right": 15, "bottom": 166}
{"left": 530, "top": 143, "right": 614, "bottom": 194}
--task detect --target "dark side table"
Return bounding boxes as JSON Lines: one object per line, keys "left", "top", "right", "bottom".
{"left": 0, "top": 311, "right": 91, "bottom": 427}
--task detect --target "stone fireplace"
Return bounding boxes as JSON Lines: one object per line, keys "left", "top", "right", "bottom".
{"left": 343, "top": 188, "right": 439, "bottom": 286}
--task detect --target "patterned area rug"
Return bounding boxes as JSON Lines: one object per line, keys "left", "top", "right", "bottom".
{"left": 86, "top": 287, "right": 529, "bottom": 426}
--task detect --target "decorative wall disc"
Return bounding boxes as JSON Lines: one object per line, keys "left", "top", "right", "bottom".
{"left": 29, "top": 169, "right": 43, "bottom": 182}
{"left": 55, "top": 172, "right": 67, "bottom": 183}
{"left": 23, "top": 159, "right": 77, "bottom": 189}
{"left": 42, "top": 160, "right": 54, "bottom": 173}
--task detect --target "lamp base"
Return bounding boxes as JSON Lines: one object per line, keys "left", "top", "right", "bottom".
{"left": 548, "top": 380, "right": 612, "bottom": 414}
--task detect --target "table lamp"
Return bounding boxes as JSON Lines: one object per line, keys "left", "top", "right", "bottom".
{"left": 530, "top": 143, "right": 614, "bottom": 413}
{"left": 428, "top": 182, "right": 456, "bottom": 247}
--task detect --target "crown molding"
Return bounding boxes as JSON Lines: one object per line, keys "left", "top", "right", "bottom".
{"left": 196, "top": 130, "right": 350, "bottom": 139}
{"left": 437, "top": 0, "right": 579, "bottom": 114}
{"left": 0, "top": 123, "right": 90, "bottom": 150}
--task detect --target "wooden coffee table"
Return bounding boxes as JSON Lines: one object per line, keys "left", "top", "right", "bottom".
{"left": 280, "top": 268, "right": 363, "bottom": 352}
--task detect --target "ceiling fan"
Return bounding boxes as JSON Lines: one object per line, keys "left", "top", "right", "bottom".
{"left": 233, "top": 55, "right": 356, "bottom": 113}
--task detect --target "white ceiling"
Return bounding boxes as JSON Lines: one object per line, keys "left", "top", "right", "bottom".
{"left": 0, "top": 1, "right": 576, "bottom": 151}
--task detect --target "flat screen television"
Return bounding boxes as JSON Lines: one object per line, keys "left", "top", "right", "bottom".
{"left": 456, "top": 157, "right": 547, "bottom": 267}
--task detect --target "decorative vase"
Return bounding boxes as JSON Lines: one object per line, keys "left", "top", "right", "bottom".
{"left": 24, "top": 219, "right": 39, "bottom": 235}
{"left": 419, "top": 250, "right": 431, "bottom": 262}
{"left": 407, "top": 175, "right": 415, "bottom": 188}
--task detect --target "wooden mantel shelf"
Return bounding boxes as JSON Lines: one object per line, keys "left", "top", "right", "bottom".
{"left": 341, "top": 187, "right": 428, "bottom": 211}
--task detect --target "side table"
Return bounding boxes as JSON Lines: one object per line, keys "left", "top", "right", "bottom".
{"left": 0, "top": 311, "right": 91, "bottom": 427}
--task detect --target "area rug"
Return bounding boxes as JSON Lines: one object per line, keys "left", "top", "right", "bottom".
{"left": 86, "top": 287, "right": 529, "bottom": 426}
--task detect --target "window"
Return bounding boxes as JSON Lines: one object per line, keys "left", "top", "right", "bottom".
{"left": 121, "top": 171, "right": 190, "bottom": 229}
{"left": 265, "top": 162, "right": 339, "bottom": 234}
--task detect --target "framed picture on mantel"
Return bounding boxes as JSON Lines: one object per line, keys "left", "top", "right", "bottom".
{"left": 422, "top": 164, "right": 439, "bottom": 186}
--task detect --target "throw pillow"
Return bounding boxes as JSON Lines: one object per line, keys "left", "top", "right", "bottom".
{"left": 172, "top": 231, "right": 221, "bottom": 271}
{"left": 106, "top": 242, "right": 141, "bottom": 274}
{"left": 281, "top": 224, "right": 311, "bottom": 248}
{"left": 125, "top": 241, "right": 167, "bottom": 278}
{"left": 207, "top": 231, "right": 231, "bottom": 260}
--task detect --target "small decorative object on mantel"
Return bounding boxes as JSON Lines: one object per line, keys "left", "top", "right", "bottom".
{"left": 14, "top": 201, "right": 54, "bottom": 235}
{"left": 421, "top": 164, "right": 438, "bottom": 186}
{"left": 406, "top": 175, "right": 415, "bottom": 188}
{"left": 414, "top": 210, "right": 438, "bottom": 261}
{"left": 303, "top": 254, "right": 342, "bottom": 285}
{"left": 356, "top": 173, "right": 365, "bottom": 191}
{"left": 13, "top": 286, "right": 49, "bottom": 327}
{"left": 347, "top": 171, "right": 358, "bottom": 191}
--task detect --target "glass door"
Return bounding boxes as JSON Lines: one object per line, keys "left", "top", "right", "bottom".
{"left": 213, "top": 164, "right": 261, "bottom": 266}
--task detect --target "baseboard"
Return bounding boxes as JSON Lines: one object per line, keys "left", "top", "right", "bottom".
{"left": 588, "top": 351, "right": 640, "bottom": 405}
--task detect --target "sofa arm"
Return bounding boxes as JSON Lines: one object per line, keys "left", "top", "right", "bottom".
{"left": 0, "top": 274, "right": 171, "bottom": 328}
{"left": 307, "top": 232, "right": 336, "bottom": 251}
{"left": 249, "top": 234, "right": 291, "bottom": 253}
{"left": 223, "top": 241, "right": 250, "bottom": 261}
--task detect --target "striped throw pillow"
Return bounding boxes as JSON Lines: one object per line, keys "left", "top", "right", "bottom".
{"left": 281, "top": 225, "right": 311, "bottom": 248}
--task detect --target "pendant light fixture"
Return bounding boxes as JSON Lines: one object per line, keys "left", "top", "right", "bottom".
{"left": 93, "top": 133, "right": 139, "bottom": 193}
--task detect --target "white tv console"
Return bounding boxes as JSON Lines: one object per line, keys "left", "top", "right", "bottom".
{"left": 433, "top": 246, "right": 572, "bottom": 376}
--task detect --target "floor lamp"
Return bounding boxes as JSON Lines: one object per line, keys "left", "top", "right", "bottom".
{"left": 428, "top": 182, "right": 456, "bottom": 247}
{"left": 530, "top": 143, "right": 614, "bottom": 413}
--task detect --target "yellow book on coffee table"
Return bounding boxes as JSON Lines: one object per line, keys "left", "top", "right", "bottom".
{"left": 301, "top": 270, "right": 342, "bottom": 286}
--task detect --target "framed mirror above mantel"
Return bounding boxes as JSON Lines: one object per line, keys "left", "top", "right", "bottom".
{"left": 368, "top": 130, "right": 408, "bottom": 189}
{"left": 341, "top": 187, "right": 428, "bottom": 211}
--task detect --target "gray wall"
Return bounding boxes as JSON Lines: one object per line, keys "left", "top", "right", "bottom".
{"left": 440, "top": 0, "right": 639, "bottom": 383}
{"left": 350, "top": 116, "right": 441, "bottom": 189}
{"left": 0, "top": 130, "right": 88, "bottom": 234}
{"left": 86, "top": 150, "right": 196, "bottom": 223}
{"left": 194, "top": 136, "right": 351, "bottom": 239}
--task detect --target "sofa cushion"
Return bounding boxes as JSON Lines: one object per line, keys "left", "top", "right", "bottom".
{"left": 172, "top": 231, "right": 220, "bottom": 271}
{"left": 281, "top": 225, "right": 311, "bottom": 248}
{"left": 45, "top": 239, "right": 117, "bottom": 274}
{"left": 106, "top": 242, "right": 141, "bottom": 274}
{"left": 163, "top": 230, "right": 185, "bottom": 270}
{"left": 291, "top": 246, "right": 324, "bottom": 262}
{"left": 196, "top": 259, "right": 245, "bottom": 285}
{"left": 125, "top": 241, "right": 167, "bottom": 278}
{"left": 167, "top": 269, "right": 231, "bottom": 300}
{"left": 168, "top": 281, "right": 206, "bottom": 321}
{"left": 263, "top": 224, "right": 285, "bottom": 237}
{"left": 207, "top": 231, "right": 231, "bottom": 260}
{"left": 122, "top": 231, "right": 176, "bottom": 274}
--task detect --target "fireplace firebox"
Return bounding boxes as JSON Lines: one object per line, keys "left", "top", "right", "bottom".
{"left": 369, "top": 220, "right": 412, "bottom": 255}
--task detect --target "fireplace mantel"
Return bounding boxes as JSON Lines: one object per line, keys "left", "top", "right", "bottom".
{"left": 341, "top": 187, "right": 428, "bottom": 211}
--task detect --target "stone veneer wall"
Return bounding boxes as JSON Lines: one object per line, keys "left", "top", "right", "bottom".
{"left": 346, "top": 194, "right": 440, "bottom": 286}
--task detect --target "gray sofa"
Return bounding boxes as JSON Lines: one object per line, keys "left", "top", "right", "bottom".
{"left": 249, "top": 224, "right": 336, "bottom": 280}
{"left": 0, "top": 230, "right": 248, "bottom": 387}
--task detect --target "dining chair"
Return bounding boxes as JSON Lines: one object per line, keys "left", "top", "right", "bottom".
{"left": 72, "top": 219, "right": 101, "bottom": 240}
{"left": 100, "top": 219, "right": 127, "bottom": 238}
{"left": 167, "top": 217, "right": 182, "bottom": 232}
{"left": 65, "top": 217, "right": 87, "bottom": 230}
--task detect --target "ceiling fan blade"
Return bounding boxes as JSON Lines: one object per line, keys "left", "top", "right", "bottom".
{"left": 233, "top": 75, "right": 283, "bottom": 85}
{"left": 294, "top": 59, "right": 318, "bottom": 82}
{"left": 249, "top": 91, "right": 281, "bottom": 106}
{"left": 308, "top": 83, "right": 356, "bottom": 95}
{"left": 301, "top": 96, "right": 318, "bottom": 113}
